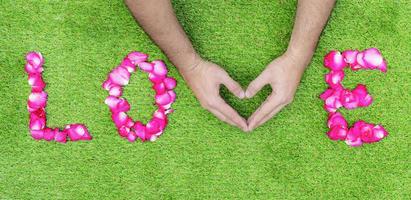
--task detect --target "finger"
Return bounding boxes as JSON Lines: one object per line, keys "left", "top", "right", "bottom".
{"left": 252, "top": 103, "right": 287, "bottom": 130}
{"left": 213, "top": 97, "right": 248, "bottom": 131}
{"left": 220, "top": 73, "right": 245, "bottom": 99}
{"left": 207, "top": 107, "right": 237, "bottom": 127}
{"left": 247, "top": 94, "right": 284, "bottom": 130}
{"left": 245, "top": 73, "right": 267, "bottom": 98}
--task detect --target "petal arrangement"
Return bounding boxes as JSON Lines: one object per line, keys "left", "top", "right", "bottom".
{"left": 25, "top": 52, "right": 92, "bottom": 143}
{"left": 102, "top": 52, "right": 177, "bottom": 142}
{"left": 320, "top": 48, "right": 388, "bottom": 147}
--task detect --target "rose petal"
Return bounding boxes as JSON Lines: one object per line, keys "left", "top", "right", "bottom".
{"left": 26, "top": 52, "right": 44, "bottom": 68}
{"left": 320, "top": 88, "right": 334, "bottom": 100}
{"left": 152, "top": 60, "right": 168, "bottom": 77}
{"left": 43, "top": 127, "right": 55, "bottom": 141}
{"left": 356, "top": 51, "right": 366, "bottom": 68}
{"left": 325, "top": 70, "right": 344, "bottom": 88}
{"left": 65, "top": 124, "right": 92, "bottom": 141}
{"left": 133, "top": 121, "right": 147, "bottom": 141}
{"left": 138, "top": 62, "right": 154, "bottom": 72}
{"left": 163, "top": 77, "right": 177, "bottom": 90}
{"left": 30, "top": 129, "right": 44, "bottom": 140}
{"left": 109, "top": 86, "right": 123, "bottom": 97}
{"left": 109, "top": 66, "right": 130, "bottom": 86}
{"left": 148, "top": 73, "right": 165, "bottom": 84}
{"left": 352, "top": 84, "right": 373, "bottom": 107}
{"left": 155, "top": 92, "right": 171, "bottom": 105}
{"left": 111, "top": 112, "right": 128, "bottom": 128}
{"left": 118, "top": 126, "right": 130, "bottom": 138}
{"left": 28, "top": 73, "right": 46, "bottom": 92}
{"left": 54, "top": 128, "right": 67, "bottom": 143}
{"left": 127, "top": 52, "right": 148, "bottom": 65}
{"left": 342, "top": 50, "right": 359, "bottom": 67}
{"left": 378, "top": 59, "right": 387, "bottom": 73}
{"left": 327, "top": 125, "right": 348, "bottom": 141}
{"left": 327, "top": 112, "right": 348, "bottom": 128}
{"left": 28, "top": 91, "right": 48, "bottom": 110}
{"left": 120, "top": 58, "right": 136, "bottom": 73}
{"left": 29, "top": 116, "right": 46, "bottom": 131}
{"left": 25, "top": 63, "right": 44, "bottom": 74}
{"left": 102, "top": 79, "right": 115, "bottom": 91}
{"left": 340, "top": 89, "right": 359, "bottom": 110}
{"left": 153, "top": 82, "right": 166, "bottom": 94}
{"left": 324, "top": 50, "right": 346, "bottom": 71}
{"left": 363, "top": 48, "right": 383, "bottom": 69}
{"left": 127, "top": 131, "right": 137, "bottom": 142}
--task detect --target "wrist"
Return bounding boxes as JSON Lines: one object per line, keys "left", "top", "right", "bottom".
{"left": 285, "top": 45, "right": 314, "bottom": 66}
{"left": 168, "top": 50, "right": 202, "bottom": 72}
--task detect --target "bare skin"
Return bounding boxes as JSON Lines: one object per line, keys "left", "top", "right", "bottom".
{"left": 125, "top": 0, "right": 335, "bottom": 132}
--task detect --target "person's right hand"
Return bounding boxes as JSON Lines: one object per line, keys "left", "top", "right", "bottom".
{"left": 179, "top": 58, "right": 248, "bottom": 131}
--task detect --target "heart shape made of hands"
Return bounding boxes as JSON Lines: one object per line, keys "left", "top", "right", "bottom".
{"left": 180, "top": 54, "right": 307, "bottom": 132}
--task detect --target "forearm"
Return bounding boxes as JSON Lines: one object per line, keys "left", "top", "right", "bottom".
{"left": 124, "top": 0, "right": 199, "bottom": 71}
{"left": 286, "top": 0, "right": 336, "bottom": 65}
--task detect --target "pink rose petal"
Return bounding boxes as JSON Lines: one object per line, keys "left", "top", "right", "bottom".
{"left": 152, "top": 60, "right": 168, "bottom": 77}
{"left": 342, "top": 50, "right": 359, "bottom": 67}
{"left": 65, "top": 124, "right": 92, "bottom": 141}
{"left": 127, "top": 52, "right": 148, "bottom": 65}
{"left": 320, "top": 88, "right": 334, "bottom": 100}
{"left": 120, "top": 57, "right": 136, "bottom": 73}
{"left": 148, "top": 73, "right": 165, "bottom": 84}
{"left": 155, "top": 92, "right": 171, "bottom": 105}
{"left": 325, "top": 70, "right": 344, "bottom": 88}
{"left": 118, "top": 126, "right": 130, "bottom": 138}
{"left": 363, "top": 48, "right": 383, "bottom": 69}
{"left": 29, "top": 116, "right": 46, "bottom": 131}
{"left": 324, "top": 50, "right": 346, "bottom": 71}
{"left": 109, "top": 66, "right": 130, "bottom": 86}
{"left": 340, "top": 89, "right": 359, "bottom": 110}
{"left": 28, "top": 91, "right": 48, "bottom": 110}
{"left": 138, "top": 62, "right": 154, "bottom": 72}
{"left": 327, "top": 125, "right": 348, "bottom": 141}
{"left": 327, "top": 112, "right": 348, "bottom": 128}
{"left": 43, "top": 127, "right": 55, "bottom": 141}
{"left": 372, "top": 125, "right": 388, "bottom": 142}
{"left": 133, "top": 122, "right": 147, "bottom": 141}
{"left": 352, "top": 84, "right": 373, "bottom": 107}
{"left": 25, "top": 63, "right": 44, "bottom": 74}
{"left": 54, "top": 128, "right": 67, "bottom": 143}
{"left": 378, "top": 59, "right": 387, "bottom": 73}
{"left": 324, "top": 88, "right": 343, "bottom": 113}
{"left": 28, "top": 73, "right": 46, "bottom": 92}
{"left": 26, "top": 52, "right": 44, "bottom": 68}
{"left": 111, "top": 112, "right": 128, "bottom": 128}
{"left": 109, "top": 86, "right": 123, "bottom": 97}
{"left": 356, "top": 51, "right": 366, "bottom": 68}
{"left": 127, "top": 131, "right": 137, "bottom": 142}
{"left": 30, "top": 129, "right": 44, "bottom": 140}
{"left": 153, "top": 82, "right": 166, "bottom": 94}
{"left": 102, "top": 79, "right": 115, "bottom": 91}
{"left": 163, "top": 77, "right": 177, "bottom": 90}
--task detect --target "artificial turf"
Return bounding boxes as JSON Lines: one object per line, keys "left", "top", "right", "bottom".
{"left": 0, "top": 0, "right": 410, "bottom": 199}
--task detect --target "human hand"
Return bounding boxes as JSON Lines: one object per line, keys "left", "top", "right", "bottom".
{"left": 180, "top": 58, "right": 248, "bottom": 131}
{"left": 245, "top": 52, "right": 308, "bottom": 131}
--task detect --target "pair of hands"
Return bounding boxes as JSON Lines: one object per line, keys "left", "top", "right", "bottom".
{"left": 180, "top": 51, "right": 307, "bottom": 132}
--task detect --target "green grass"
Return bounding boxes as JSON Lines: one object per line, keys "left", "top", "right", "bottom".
{"left": 1, "top": 0, "right": 410, "bottom": 199}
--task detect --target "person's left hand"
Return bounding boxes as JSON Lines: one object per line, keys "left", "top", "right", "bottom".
{"left": 245, "top": 52, "right": 308, "bottom": 131}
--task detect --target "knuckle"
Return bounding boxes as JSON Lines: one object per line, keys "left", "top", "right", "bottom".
{"left": 282, "top": 96, "right": 294, "bottom": 105}
{"left": 200, "top": 101, "right": 210, "bottom": 109}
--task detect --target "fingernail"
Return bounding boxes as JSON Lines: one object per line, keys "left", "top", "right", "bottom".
{"left": 239, "top": 91, "right": 245, "bottom": 99}
{"left": 245, "top": 91, "right": 251, "bottom": 98}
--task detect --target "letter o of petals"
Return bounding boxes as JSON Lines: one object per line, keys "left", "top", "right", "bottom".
{"left": 102, "top": 52, "right": 177, "bottom": 142}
